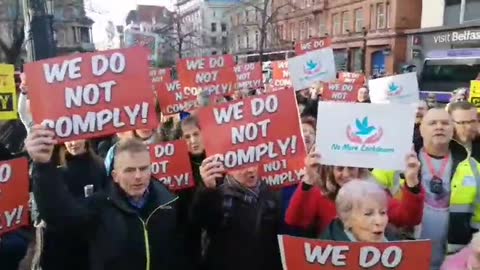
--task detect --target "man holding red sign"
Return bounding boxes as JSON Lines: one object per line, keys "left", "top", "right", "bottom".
{"left": 26, "top": 126, "right": 188, "bottom": 270}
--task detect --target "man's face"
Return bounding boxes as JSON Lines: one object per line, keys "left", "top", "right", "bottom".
{"left": 451, "top": 108, "right": 478, "bottom": 143}
{"left": 112, "top": 151, "right": 151, "bottom": 199}
{"left": 230, "top": 165, "right": 259, "bottom": 188}
{"left": 420, "top": 109, "right": 454, "bottom": 146}
{"left": 182, "top": 124, "right": 205, "bottom": 155}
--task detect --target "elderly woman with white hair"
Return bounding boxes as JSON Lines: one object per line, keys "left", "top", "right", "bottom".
{"left": 321, "top": 180, "right": 398, "bottom": 242}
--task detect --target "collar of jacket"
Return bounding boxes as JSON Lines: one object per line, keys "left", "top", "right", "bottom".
{"left": 222, "top": 176, "right": 267, "bottom": 204}
{"left": 106, "top": 179, "right": 176, "bottom": 215}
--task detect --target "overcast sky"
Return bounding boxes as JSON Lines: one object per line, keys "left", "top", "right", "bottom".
{"left": 87, "top": 0, "right": 174, "bottom": 43}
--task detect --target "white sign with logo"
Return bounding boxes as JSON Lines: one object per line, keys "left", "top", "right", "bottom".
{"left": 368, "top": 72, "right": 420, "bottom": 104}
{"left": 288, "top": 48, "right": 336, "bottom": 91}
{"left": 316, "top": 102, "right": 416, "bottom": 170}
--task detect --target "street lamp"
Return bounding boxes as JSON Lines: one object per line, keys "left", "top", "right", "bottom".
{"left": 24, "top": 0, "right": 57, "bottom": 61}
{"left": 361, "top": 26, "right": 368, "bottom": 74}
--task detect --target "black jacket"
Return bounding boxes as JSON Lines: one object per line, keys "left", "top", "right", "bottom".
{"left": 40, "top": 153, "right": 107, "bottom": 270}
{"left": 191, "top": 178, "right": 282, "bottom": 270}
{"left": 175, "top": 153, "right": 205, "bottom": 269}
{"left": 32, "top": 162, "right": 186, "bottom": 270}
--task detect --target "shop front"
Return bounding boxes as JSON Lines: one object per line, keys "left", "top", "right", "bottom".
{"left": 406, "top": 24, "right": 480, "bottom": 101}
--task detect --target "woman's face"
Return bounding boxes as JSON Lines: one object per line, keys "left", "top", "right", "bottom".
{"left": 182, "top": 124, "right": 205, "bottom": 155}
{"left": 135, "top": 129, "right": 154, "bottom": 139}
{"left": 357, "top": 87, "right": 369, "bottom": 102}
{"left": 333, "top": 166, "right": 363, "bottom": 186}
{"left": 302, "top": 123, "right": 316, "bottom": 152}
{"left": 348, "top": 198, "right": 388, "bottom": 242}
{"left": 64, "top": 140, "right": 87, "bottom": 156}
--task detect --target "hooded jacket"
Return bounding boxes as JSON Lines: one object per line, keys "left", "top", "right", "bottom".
{"left": 191, "top": 177, "right": 282, "bottom": 270}
{"left": 32, "top": 162, "right": 187, "bottom": 270}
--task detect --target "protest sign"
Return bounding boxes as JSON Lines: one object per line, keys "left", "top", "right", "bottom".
{"left": 177, "top": 55, "right": 237, "bottom": 98}
{"left": 0, "top": 158, "right": 29, "bottom": 236}
{"left": 316, "top": 102, "right": 416, "bottom": 170}
{"left": 24, "top": 47, "right": 158, "bottom": 142}
{"left": 295, "top": 37, "right": 332, "bottom": 55}
{"left": 272, "top": 61, "right": 291, "bottom": 89}
{"left": 260, "top": 158, "right": 305, "bottom": 188}
{"left": 150, "top": 67, "right": 171, "bottom": 92}
{"left": 150, "top": 140, "right": 195, "bottom": 191}
{"left": 368, "top": 72, "right": 420, "bottom": 104}
{"left": 0, "top": 64, "right": 18, "bottom": 120}
{"left": 234, "top": 62, "right": 262, "bottom": 90}
{"left": 469, "top": 80, "right": 480, "bottom": 110}
{"left": 157, "top": 79, "right": 198, "bottom": 115}
{"left": 322, "top": 82, "right": 360, "bottom": 102}
{"left": 197, "top": 89, "right": 306, "bottom": 170}
{"left": 338, "top": 72, "right": 366, "bottom": 85}
{"left": 278, "top": 235, "right": 431, "bottom": 270}
{"left": 288, "top": 48, "right": 336, "bottom": 91}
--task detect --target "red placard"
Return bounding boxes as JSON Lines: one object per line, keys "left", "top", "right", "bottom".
{"left": 338, "top": 72, "right": 366, "bottom": 85}
{"left": 234, "top": 62, "right": 263, "bottom": 90}
{"left": 259, "top": 158, "right": 305, "bottom": 188}
{"left": 157, "top": 79, "right": 198, "bottom": 115}
{"left": 196, "top": 89, "right": 305, "bottom": 170}
{"left": 278, "top": 235, "right": 432, "bottom": 270}
{"left": 295, "top": 37, "right": 332, "bottom": 55}
{"left": 0, "top": 158, "right": 29, "bottom": 236}
{"left": 24, "top": 47, "right": 158, "bottom": 142}
{"left": 272, "top": 61, "right": 291, "bottom": 89}
{"left": 150, "top": 67, "right": 171, "bottom": 92}
{"left": 150, "top": 140, "right": 195, "bottom": 191}
{"left": 177, "top": 55, "right": 237, "bottom": 97}
{"left": 322, "top": 82, "right": 361, "bottom": 102}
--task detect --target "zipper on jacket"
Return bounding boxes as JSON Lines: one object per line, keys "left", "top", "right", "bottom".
{"left": 138, "top": 196, "right": 178, "bottom": 270}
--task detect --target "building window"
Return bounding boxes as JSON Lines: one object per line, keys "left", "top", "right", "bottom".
{"left": 376, "top": 3, "right": 386, "bottom": 29}
{"left": 333, "top": 13, "right": 341, "bottom": 35}
{"left": 211, "top": 22, "right": 217, "bottom": 32}
{"left": 465, "top": 0, "right": 480, "bottom": 22}
{"left": 290, "top": 22, "right": 296, "bottom": 40}
{"left": 370, "top": 4, "right": 375, "bottom": 29}
{"left": 354, "top": 8, "right": 364, "bottom": 32}
{"left": 300, "top": 20, "right": 306, "bottom": 40}
{"left": 211, "top": 37, "right": 217, "bottom": 46}
{"left": 237, "top": 13, "right": 241, "bottom": 25}
{"left": 307, "top": 20, "right": 313, "bottom": 37}
{"left": 278, "top": 24, "right": 285, "bottom": 39}
{"left": 221, "top": 23, "right": 227, "bottom": 32}
{"left": 255, "top": 30, "right": 259, "bottom": 48}
{"left": 352, "top": 48, "right": 363, "bottom": 72}
{"left": 342, "top": 11, "right": 350, "bottom": 34}
{"left": 212, "top": 51, "right": 217, "bottom": 55}
{"left": 237, "top": 34, "right": 241, "bottom": 49}
{"left": 386, "top": 2, "right": 391, "bottom": 28}
{"left": 245, "top": 10, "right": 249, "bottom": 23}
{"left": 222, "top": 36, "right": 227, "bottom": 46}
{"left": 245, "top": 31, "right": 249, "bottom": 48}
{"left": 319, "top": 17, "right": 327, "bottom": 36}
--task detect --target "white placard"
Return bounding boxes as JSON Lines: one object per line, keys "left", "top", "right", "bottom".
{"left": 288, "top": 48, "right": 336, "bottom": 91}
{"left": 368, "top": 72, "right": 420, "bottom": 104}
{"left": 316, "top": 102, "right": 416, "bottom": 170}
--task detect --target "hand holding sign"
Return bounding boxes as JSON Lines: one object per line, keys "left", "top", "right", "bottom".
{"left": 25, "top": 125, "right": 56, "bottom": 163}
{"left": 304, "top": 147, "right": 321, "bottom": 186}
{"left": 200, "top": 155, "right": 225, "bottom": 189}
{"left": 404, "top": 151, "right": 421, "bottom": 187}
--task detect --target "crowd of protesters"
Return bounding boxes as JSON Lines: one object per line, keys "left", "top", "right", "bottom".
{"left": 1, "top": 69, "right": 480, "bottom": 270}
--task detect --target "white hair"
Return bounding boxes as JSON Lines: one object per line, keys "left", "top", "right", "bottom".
{"left": 335, "top": 179, "right": 388, "bottom": 225}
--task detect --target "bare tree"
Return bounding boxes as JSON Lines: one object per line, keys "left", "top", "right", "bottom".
{"left": 156, "top": 4, "right": 203, "bottom": 60}
{"left": 0, "top": 0, "right": 25, "bottom": 65}
{"left": 234, "top": 0, "right": 298, "bottom": 64}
